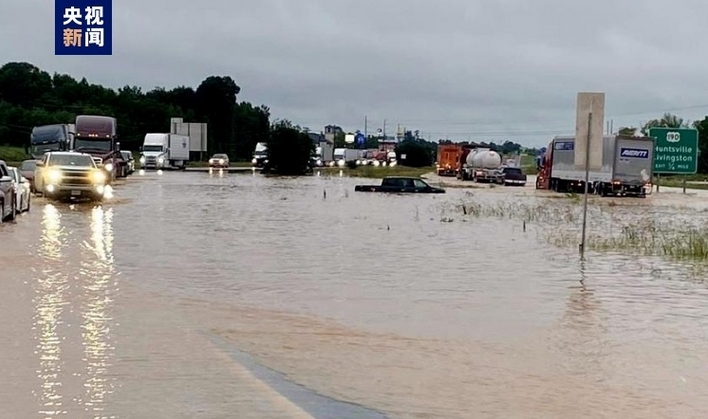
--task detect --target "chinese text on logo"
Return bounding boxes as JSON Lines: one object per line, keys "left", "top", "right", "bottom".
{"left": 55, "top": 0, "right": 112, "bottom": 55}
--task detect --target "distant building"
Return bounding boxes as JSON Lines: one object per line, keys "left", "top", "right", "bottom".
{"left": 324, "top": 125, "right": 343, "bottom": 142}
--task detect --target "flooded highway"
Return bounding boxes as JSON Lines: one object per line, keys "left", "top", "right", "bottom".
{"left": 2, "top": 169, "right": 708, "bottom": 418}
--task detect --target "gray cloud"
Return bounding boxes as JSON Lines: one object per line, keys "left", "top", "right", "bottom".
{"left": 2, "top": 0, "right": 708, "bottom": 146}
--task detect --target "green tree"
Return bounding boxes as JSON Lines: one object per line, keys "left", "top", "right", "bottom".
{"left": 692, "top": 117, "right": 708, "bottom": 174}
{"left": 395, "top": 139, "right": 433, "bottom": 167}
{"left": 618, "top": 126, "right": 638, "bottom": 136}
{"left": 195, "top": 76, "right": 240, "bottom": 157}
{"left": 0, "top": 61, "right": 289, "bottom": 161}
{"left": 641, "top": 113, "right": 688, "bottom": 135}
{"left": 264, "top": 121, "right": 313, "bottom": 175}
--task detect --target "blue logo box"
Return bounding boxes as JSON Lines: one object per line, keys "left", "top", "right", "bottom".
{"left": 55, "top": 0, "right": 112, "bottom": 55}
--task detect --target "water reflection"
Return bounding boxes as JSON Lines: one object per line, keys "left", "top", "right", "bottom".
{"left": 556, "top": 259, "right": 607, "bottom": 380}
{"left": 208, "top": 167, "right": 224, "bottom": 178}
{"left": 76, "top": 206, "right": 118, "bottom": 418}
{"left": 33, "top": 204, "right": 69, "bottom": 417}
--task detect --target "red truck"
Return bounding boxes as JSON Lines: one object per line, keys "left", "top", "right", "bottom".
{"left": 73, "top": 115, "right": 127, "bottom": 182}
{"left": 436, "top": 144, "right": 463, "bottom": 176}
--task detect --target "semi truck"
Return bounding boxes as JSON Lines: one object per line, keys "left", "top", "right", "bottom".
{"left": 313, "top": 142, "right": 334, "bottom": 167}
{"left": 252, "top": 142, "right": 268, "bottom": 167}
{"left": 29, "top": 124, "right": 75, "bottom": 158}
{"left": 140, "top": 133, "right": 190, "bottom": 169}
{"left": 333, "top": 148, "right": 362, "bottom": 166}
{"left": 436, "top": 144, "right": 462, "bottom": 176}
{"left": 458, "top": 147, "right": 504, "bottom": 183}
{"left": 73, "top": 115, "right": 126, "bottom": 181}
{"left": 535, "top": 135, "right": 654, "bottom": 197}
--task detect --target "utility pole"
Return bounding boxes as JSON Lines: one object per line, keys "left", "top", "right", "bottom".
{"left": 364, "top": 115, "right": 367, "bottom": 138}
{"left": 383, "top": 119, "right": 387, "bottom": 138}
{"left": 580, "top": 112, "right": 592, "bottom": 260}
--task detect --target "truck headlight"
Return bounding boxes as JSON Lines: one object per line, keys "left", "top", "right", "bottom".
{"left": 139, "top": 155, "right": 145, "bottom": 164}
{"left": 251, "top": 158, "right": 257, "bottom": 164}
{"left": 92, "top": 170, "right": 107, "bottom": 184}
{"left": 47, "top": 168, "right": 62, "bottom": 183}
{"left": 157, "top": 157, "right": 164, "bottom": 164}
{"left": 104, "top": 163, "right": 114, "bottom": 172}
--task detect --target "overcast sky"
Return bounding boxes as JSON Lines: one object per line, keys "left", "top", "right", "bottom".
{"left": 2, "top": 0, "right": 708, "bottom": 147}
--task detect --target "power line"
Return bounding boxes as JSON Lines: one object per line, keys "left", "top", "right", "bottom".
{"left": 333, "top": 103, "right": 708, "bottom": 129}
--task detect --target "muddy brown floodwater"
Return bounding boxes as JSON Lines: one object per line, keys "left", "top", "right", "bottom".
{"left": 2, "top": 169, "right": 708, "bottom": 419}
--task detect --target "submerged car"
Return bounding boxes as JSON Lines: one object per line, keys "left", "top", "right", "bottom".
{"left": 208, "top": 153, "right": 230, "bottom": 168}
{"left": 354, "top": 176, "right": 445, "bottom": 193}
{"left": 501, "top": 166, "right": 527, "bottom": 186}
{"left": 34, "top": 151, "right": 108, "bottom": 201}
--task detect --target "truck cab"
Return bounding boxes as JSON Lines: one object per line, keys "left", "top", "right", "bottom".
{"left": 333, "top": 148, "right": 346, "bottom": 167}
{"left": 29, "top": 124, "right": 74, "bottom": 158}
{"left": 73, "top": 115, "right": 125, "bottom": 181}
{"left": 140, "top": 134, "right": 169, "bottom": 169}
{"left": 252, "top": 142, "right": 268, "bottom": 167}
{"left": 437, "top": 144, "right": 462, "bottom": 176}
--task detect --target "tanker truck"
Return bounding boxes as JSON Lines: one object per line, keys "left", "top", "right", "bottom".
{"left": 458, "top": 148, "right": 504, "bottom": 183}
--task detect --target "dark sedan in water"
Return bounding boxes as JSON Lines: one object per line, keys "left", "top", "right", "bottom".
{"left": 19, "top": 159, "right": 37, "bottom": 192}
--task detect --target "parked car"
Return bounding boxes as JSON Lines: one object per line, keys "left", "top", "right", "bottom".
{"left": 120, "top": 150, "right": 135, "bottom": 175}
{"left": 501, "top": 166, "right": 527, "bottom": 186}
{"left": 19, "top": 159, "right": 37, "bottom": 192}
{"left": 208, "top": 153, "right": 230, "bottom": 168}
{"left": 8, "top": 167, "right": 30, "bottom": 213}
{"left": 0, "top": 160, "right": 17, "bottom": 221}
{"left": 34, "top": 151, "right": 108, "bottom": 202}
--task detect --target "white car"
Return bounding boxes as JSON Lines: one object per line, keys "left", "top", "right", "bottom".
{"left": 208, "top": 153, "right": 230, "bottom": 168}
{"left": 8, "top": 167, "right": 30, "bottom": 212}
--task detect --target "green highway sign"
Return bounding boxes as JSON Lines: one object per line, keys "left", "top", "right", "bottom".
{"left": 649, "top": 127, "right": 699, "bottom": 174}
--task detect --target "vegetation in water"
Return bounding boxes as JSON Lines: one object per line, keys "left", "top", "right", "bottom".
{"left": 333, "top": 165, "right": 436, "bottom": 179}
{"left": 445, "top": 197, "right": 708, "bottom": 261}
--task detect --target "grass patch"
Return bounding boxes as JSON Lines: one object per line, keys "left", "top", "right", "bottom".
{"left": 456, "top": 200, "right": 579, "bottom": 223}
{"left": 0, "top": 146, "right": 29, "bottom": 162}
{"left": 338, "top": 165, "right": 435, "bottom": 179}
{"left": 521, "top": 164, "right": 538, "bottom": 175}
{"left": 546, "top": 222, "right": 708, "bottom": 261}
{"left": 450, "top": 197, "right": 708, "bottom": 262}
{"left": 658, "top": 178, "right": 708, "bottom": 190}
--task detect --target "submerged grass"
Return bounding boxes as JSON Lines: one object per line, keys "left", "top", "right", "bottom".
{"left": 449, "top": 197, "right": 708, "bottom": 262}
{"left": 340, "top": 165, "right": 435, "bottom": 179}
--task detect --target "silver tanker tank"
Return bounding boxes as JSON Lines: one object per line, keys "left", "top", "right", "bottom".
{"left": 466, "top": 148, "right": 502, "bottom": 169}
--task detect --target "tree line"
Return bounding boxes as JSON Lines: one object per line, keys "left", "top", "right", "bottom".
{"left": 0, "top": 61, "right": 270, "bottom": 160}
